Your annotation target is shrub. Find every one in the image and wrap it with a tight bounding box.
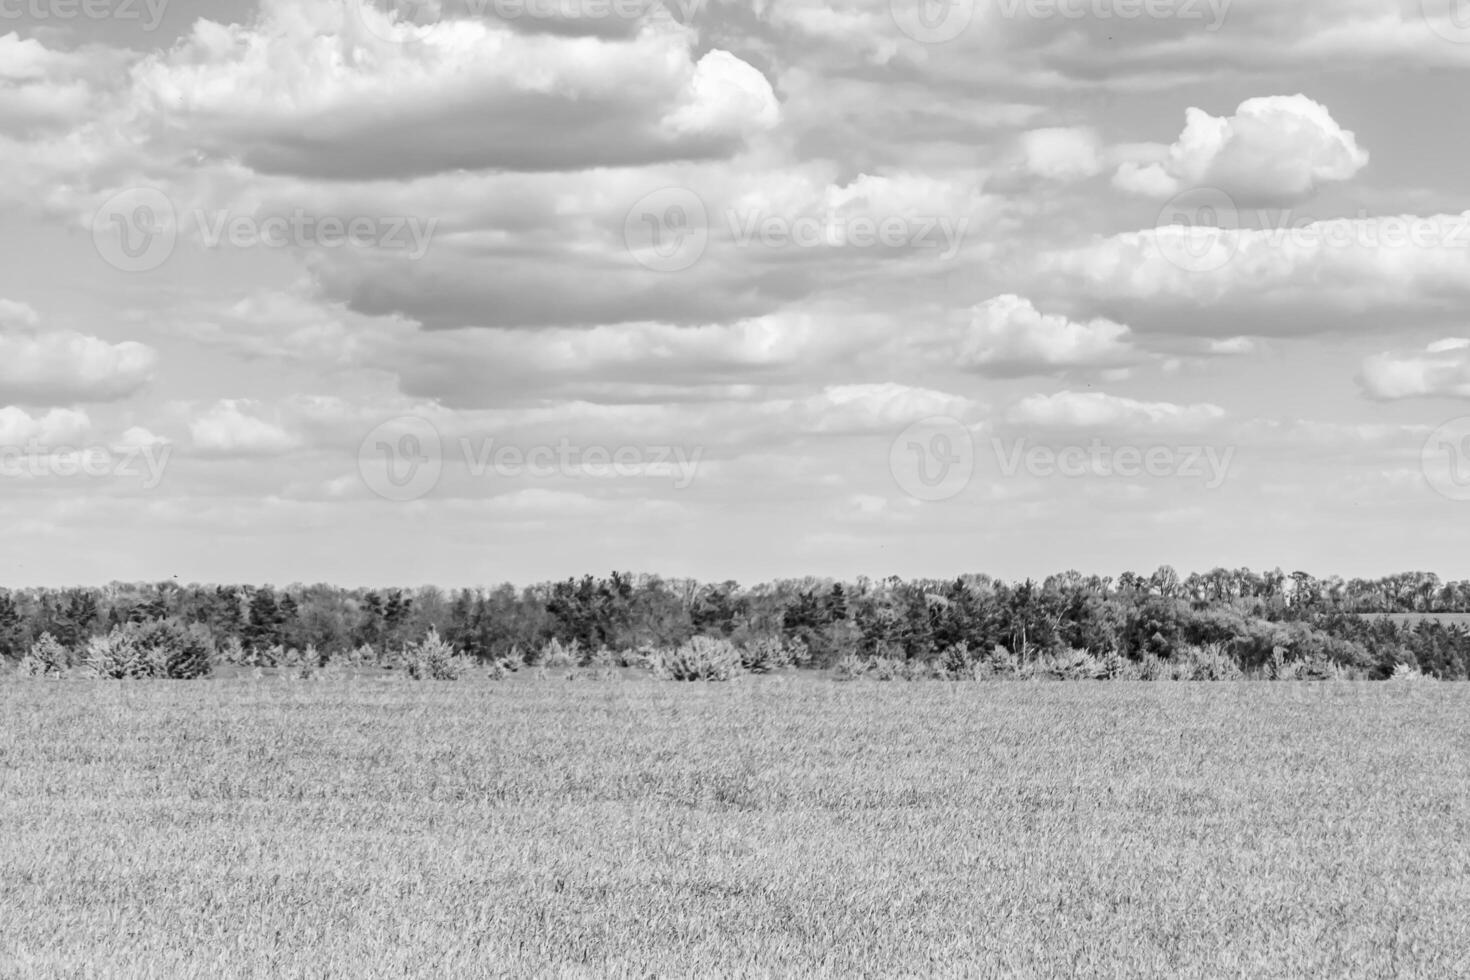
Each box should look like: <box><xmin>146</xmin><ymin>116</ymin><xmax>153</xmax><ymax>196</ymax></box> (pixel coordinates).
<box><xmin>404</xmin><ymin>629</ymin><xmax>473</xmax><ymax>681</ymax></box>
<box><xmin>82</xmin><ymin>626</ymin><xmax>155</xmax><ymax>679</ymax></box>
<box><xmin>652</xmin><ymin>636</ymin><xmax>743</xmax><ymax>681</ymax></box>
<box><xmin>1045</xmin><ymin>649</ymin><xmax>1108</xmax><ymax>681</ymax></box>
<box><xmin>19</xmin><ymin>633</ymin><xmax>71</xmax><ymax>676</ymax></box>
<box><xmin>739</xmin><ymin>637</ymin><xmax>793</xmax><ymax>675</ymax></box>
<box><xmin>1390</xmin><ymin>662</ymin><xmax>1433</xmax><ymax>682</ymax></box>
<box><xmin>1179</xmin><ymin>643</ymin><xmax>1243</xmax><ymax>682</ymax></box>
<box><xmin>539</xmin><ymin>637</ymin><xmax>581</xmax><ymax>670</ymax></box>
<box><xmin>79</xmin><ymin>620</ymin><xmax>214</xmax><ymax>680</ymax></box>
<box><xmin>160</xmin><ymin>623</ymin><xmax>215</xmax><ymax>680</ymax></box>
<box><xmin>833</xmin><ymin>653</ymin><xmax>867</xmax><ymax>681</ymax></box>
<box><xmin>218</xmin><ymin>635</ymin><xmax>247</xmax><ymax>665</ymax></box>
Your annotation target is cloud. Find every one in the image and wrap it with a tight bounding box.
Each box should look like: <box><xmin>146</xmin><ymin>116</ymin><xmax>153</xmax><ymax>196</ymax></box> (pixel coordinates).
<box><xmin>0</xmin><ymin>301</ymin><xmax>157</xmax><ymax>406</ymax></box>
<box><xmin>0</xmin><ymin>406</ymin><xmax>91</xmax><ymax>446</ymax></box>
<box><xmin>1360</xmin><ymin>339</ymin><xmax>1470</xmax><ymax>400</ymax></box>
<box><xmin>1029</xmin><ymin>212</ymin><xmax>1470</xmax><ymax>336</ymax></box>
<box><xmin>1113</xmin><ymin>95</ymin><xmax>1368</xmax><ymax>204</ymax></box>
<box><xmin>188</xmin><ymin>400</ymin><xmax>301</xmax><ymax>456</ymax></box>
<box><xmin>1005</xmin><ymin>391</ymin><xmax>1225</xmax><ymax>431</ymax></box>
<box><xmin>129</xmin><ymin>1</ymin><xmax>779</xmax><ymax>181</ymax></box>
<box><xmin>958</xmin><ymin>295</ymin><xmax>1135</xmax><ymax>374</ymax></box>
<box><xmin>1016</xmin><ymin>127</ymin><xmax>1104</xmax><ymax>182</ymax></box>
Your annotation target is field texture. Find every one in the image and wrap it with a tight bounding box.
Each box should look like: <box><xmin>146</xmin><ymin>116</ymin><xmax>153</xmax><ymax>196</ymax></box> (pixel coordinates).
<box><xmin>2</xmin><ymin>677</ymin><xmax>1469</xmax><ymax>978</ymax></box>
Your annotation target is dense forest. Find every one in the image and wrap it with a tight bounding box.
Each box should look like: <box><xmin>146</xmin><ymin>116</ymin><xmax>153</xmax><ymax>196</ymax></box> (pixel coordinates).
<box><xmin>3</xmin><ymin>568</ymin><xmax>1470</xmax><ymax>680</ymax></box>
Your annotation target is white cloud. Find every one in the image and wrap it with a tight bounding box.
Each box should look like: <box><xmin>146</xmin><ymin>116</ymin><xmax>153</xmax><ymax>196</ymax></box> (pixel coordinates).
<box><xmin>959</xmin><ymin>295</ymin><xmax>1135</xmax><ymax>374</ymax></box>
<box><xmin>189</xmin><ymin>401</ymin><xmax>301</xmax><ymax>456</ymax></box>
<box><xmin>1113</xmin><ymin>95</ymin><xmax>1368</xmax><ymax>204</ymax></box>
<box><xmin>1006</xmin><ymin>391</ymin><xmax>1225</xmax><ymax>430</ymax></box>
<box><xmin>1360</xmin><ymin>340</ymin><xmax>1470</xmax><ymax>400</ymax></box>
<box><xmin>0</xmin><ymin>406</ymin><xmax>91</xmax><ymax>446</ymax></box>
<box><xmin>1017</xmin><ymin>127</ymin><xmax>1104</xmax><ymax>182</ymax></box>
<box><xmin>0</xmin><ymin>302</ymin><xmax>157</xmax><ymax>405</ymax></box>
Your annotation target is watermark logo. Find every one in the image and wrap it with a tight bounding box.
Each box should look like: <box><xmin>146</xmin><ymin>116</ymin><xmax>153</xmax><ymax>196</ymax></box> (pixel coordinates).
<box><xmin>625</xmin><ymin>187</ymin><xmax>709</xmax><ymax>273</ymax></box>
<box><xmin>890</xmin><ymin>416</ymin><xmax>975</xmax><ymax>502</ymax></box>
<box><xmin>1422</xmin><ymin>0</ymin><xmax>1470</xmax><ymax>44</ymax></box>
<box><xmin>92</xmin><ymin>187</ymin><xmax>178</xmax><ymax>274</ymax></box>
<box><xmin>0</xmin><ymin>0</ymin><xmax>170</xmax><ymax>30</ymax></box>
<box><xmin>1153</xmin><ymin>186</ymin><xmax>1241</xmax><ymax>273</ymax></box>
<box><xmin>346</xmin><ymin>0</ymin><xmax>705</xmax><ymax>45</ymax></box>
<box><xmin>357</xmin><ymin>417</ymin><xmax>705</xmax><ymax>501</ymax></box>
<box><xmin>1152</xmin><ymin>187</ymin><xmax>1470</xmax><ymax>274</ymax></box>
<box><xmin>92</xmin><ymin>189</ymin><xmax>439</xmax><ymax>272</ymax></box>
<box><xmin>727</xmin><ymin>211</ymin><xmax>969</xmax><ymax>259</ymax></box>
<box><xmin>0</xmin><ymin>442</ymin><xmax>172</xmax><ymax>490</ymax></box>
<box><xmin>891</xmin><ymin>0</ymin><xmax>974</xmax><ymax>43</ymax></box>
<box><xmin>359</xmin><ymin>416</ymin><xmax>444</xmax><ymax>502</ymax></box>
<box><xmin>996</xmin><ymin>0</ymin><xmax>1229</xmax><ymax>28</ymax></box>
<box><xmin>1422</xmin><ymin>416</ymin><xmax>1470</xmax><ymax>501</ymax></box>
<box><xmin>993</xmin><ymin>438</ymin><xmax>1235</xmax><ymax>488</ymax></box>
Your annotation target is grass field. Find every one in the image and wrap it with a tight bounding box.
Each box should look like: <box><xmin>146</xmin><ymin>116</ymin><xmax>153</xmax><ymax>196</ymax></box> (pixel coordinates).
<box><xmin>2</xmin><ymin>677</ymin><xmax>1469</xmax><ymax>978</ymax></box>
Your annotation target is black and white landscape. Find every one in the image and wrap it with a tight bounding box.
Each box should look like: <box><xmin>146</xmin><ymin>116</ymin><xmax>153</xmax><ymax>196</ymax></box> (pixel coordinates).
<box><xmin>3</xmin><ymin>1</ymin><xmax>1469</xmax><ymax>977</ymax></box>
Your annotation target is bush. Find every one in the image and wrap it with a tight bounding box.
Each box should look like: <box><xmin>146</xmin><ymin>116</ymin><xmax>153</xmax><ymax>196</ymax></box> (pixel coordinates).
<box><xmin>19</xmin><ymin>633</ymin><xmax>71</xmax><ymax>677</ymax></box>
<box><xmin>833</xmin><ymin>653</ymin><xmax>867</xmax><ymax>681</ymax></box>
<box><xmin>652</xmin><ymin>636</ymin><xmax>743</xmax><ymax>681</ymax></box>
<box><xmin>538</xmin><ymin>637</ymin><xmax>581</xmax><ymax>669</ymax></box>
<box><xmin>403</xmin><ymin>629</ymin><xmax>473</xmax><ymax>680</ymax></box>
<box><xmin>1044</xmin><ymin>649</ymin><xmax>1108</xmax><ymax>681</ymax></box>
<box><xmin>739</xmin><ymin>637</ymin><xmax>793</xmax><ymax>675</ymax></box>
<box><xmin>1178</xmin><ymin>643</ymin><xmax>1243</xmax><ymax>682</ymax></box>
<box><xmin>79</xmin><ymin>620</ymin><xmax>214</xmax><ymax>680</ymax></box>
<box><xmin>1390</xmin><ymin>662</ymin><xmax>1434</xmax><ymax>682</ymax></box>
<box><xmin>82</xmin><ymin>625</ymin><xmax>156</xmax><ymax>679</ymax></box>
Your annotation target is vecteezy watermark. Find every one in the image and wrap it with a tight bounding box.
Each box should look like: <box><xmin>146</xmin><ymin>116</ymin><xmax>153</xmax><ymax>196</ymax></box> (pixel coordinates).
<box><xmin>890</xmin><ymin>0</ymin><xmax>975</xmax><ymax>43</ymax></box>
<box><xmin>624</xmin><ymin>187</ymin><xmax>970</xmax><ymax>272</ymax></box>
<box><xmin>995</xmin><ymin>0</ymin><xmax>1229</xmax><ymax>27</ymax></box>
<box><xmin>0</xmin><ymin>442</ymin><xmax>172</xmax><ymax>489</ymax></box>
<box><xmin>1153</xmin><ymin>187</ymin><xmax>1242</xmax><ymax>274</ymax></box>
<box><xmin>888</xmin><ymin>417</ymin><xmax>1236</xmax><ymax>501</ymax></box>
<box><xmin>890</xmin><ymin>416</ymin><xmax>976</xmax><ymax>502</ymax></box>
<box><xmin>357</xmin><ymin>416</ymin><xmax>705</xmax><ymax>502</ymax></box>
<box><xmin>345</xmin><ymin>0</ymin><xmax>707</xmax><ymax>44</ymax></box>
<box><xmin>0</xmin><ymin>0</ymin><xmax>169</xmax><ymax>30</ymax></box>
<box><xmin>993</xmin><ymin>438</ymin><xmax>1235</xmax><ymax>489</ymax></box>
<box><xmin>1153</xmin><ymin>187</ymin><xmax>1470</xmax><ymax>274</ymax></box>
<box><xmin>92</xmin><ymin>187</ymin><xmax>438</xmax><ymax>273</ymax></box>
<box><xmin>1421</xmin><ymin>0</ymin><xmax>1470</xmax><ymax>44</ymax></box>
<box><xmin>727</xmin><ymin>210</ymin><xmax>970</xmax><ymax>260</ymax></box>
<box><xmin>1421</xmin><ymin>416</ymin><xmax>1470</xmax><ymax>501</ymax></box>
<box><xmin>624</xmin><ymin>188</ymin><xmax>710</xmax><ymax>273</ymax></box>
<box><xmin>891</xmin><ymin>0</ymin><xmax>1228</xmax><ymax>43</ymax></box>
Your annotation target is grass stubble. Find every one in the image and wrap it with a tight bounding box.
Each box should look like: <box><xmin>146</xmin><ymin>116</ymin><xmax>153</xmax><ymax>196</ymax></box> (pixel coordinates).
<box><xmin>1</xmin><ymin>676</ymin><xmax>1467</xmax><ymax>978</ymax></box>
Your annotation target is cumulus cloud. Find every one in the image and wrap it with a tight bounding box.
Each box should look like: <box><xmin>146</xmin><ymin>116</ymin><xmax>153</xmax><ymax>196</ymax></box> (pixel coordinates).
<box><xmin>1016</xmin><ymin>127</ymin><xmax>1104</xmax><ymax>182</ymax></box>
<box><xmin>1006</xmin><ymin>391</ymin><xmax>1225</xmax><ymax>430</ymax></box>
<box><xmin>958</xmin><ymin>295</ymin><xmax>1135</xmax><ymax>374</ymax></box>
<box><xmin>129</xmin><ymin>1</ymin><xmax>779</xmax><ymax>180</ymax></box>
<box><xmin>0</xmin><ymin>406</ymin><xmax>91</xmax><ymax>446</ymax></box>
<box><xmin>1360</xmin><ymin>339</ymin><xmax>1470</xmax><ymax>400</ymax></box>
<box><xmin>189</xmin><ymin>401</ymin><xmax>301</xmax><ymax>456</ymax></box>
<box><xmin>1113</xmin><ymin>95</ymin><xmax>1368</xmax><ymax>204</ymax></box>
<box><xmin>0</xmin><ymin>301</ymin><xmax>157</xmax><ymax>405</ymax></box>
<box><xmin>1029</xmin><ymin>212</ymin><xmax>1470</xmax><ymax>336</ymax></box>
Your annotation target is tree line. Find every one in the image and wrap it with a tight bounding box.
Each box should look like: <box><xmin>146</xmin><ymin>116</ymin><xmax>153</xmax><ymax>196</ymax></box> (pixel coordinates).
<box><xmin>2</xmin><ymin>567</ymin><xmax>1469</xmax><ymax>679</ymax></box>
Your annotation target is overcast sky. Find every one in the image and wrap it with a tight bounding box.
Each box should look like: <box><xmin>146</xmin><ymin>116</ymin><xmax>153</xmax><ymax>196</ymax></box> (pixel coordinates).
<box><xmin>3</xmin><ymin>0</ymin><xmax>1470</xmax><ymax>587</ymax></box>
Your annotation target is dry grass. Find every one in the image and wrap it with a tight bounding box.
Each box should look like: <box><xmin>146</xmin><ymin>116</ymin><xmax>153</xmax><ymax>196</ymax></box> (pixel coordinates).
<box><xmin>2</xmin><ymin>677</ymin><xmax>1468</xmax><ymax>978</ymax></box>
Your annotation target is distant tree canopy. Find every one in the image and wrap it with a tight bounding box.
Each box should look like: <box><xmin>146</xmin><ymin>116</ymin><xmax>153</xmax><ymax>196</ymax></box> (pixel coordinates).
<box><xmin>2</xmin><ymin>568</ymin><xmax>1468</xmax><ymax>679</ymax></box>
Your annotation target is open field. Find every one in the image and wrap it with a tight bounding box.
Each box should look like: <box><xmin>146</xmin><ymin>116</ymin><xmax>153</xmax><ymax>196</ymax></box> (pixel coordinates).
<box><xmin>2</xmin><ymin>678</ymin><xmax>1469</xmax><ymax>978</ymax></box>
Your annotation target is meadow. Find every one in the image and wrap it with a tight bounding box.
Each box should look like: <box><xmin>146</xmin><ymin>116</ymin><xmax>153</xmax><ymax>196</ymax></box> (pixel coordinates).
<box><xmin>2</xmin><ymin>676</ymin><xmax>1468</xmax><ymax>978</ymax></box>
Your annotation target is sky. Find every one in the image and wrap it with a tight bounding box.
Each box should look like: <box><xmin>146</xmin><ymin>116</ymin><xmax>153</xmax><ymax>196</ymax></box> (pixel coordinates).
<box><xmin>3</xmin><ymin>0</ymin><xmax>1470</xmax><ymax>588</ymax></box>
